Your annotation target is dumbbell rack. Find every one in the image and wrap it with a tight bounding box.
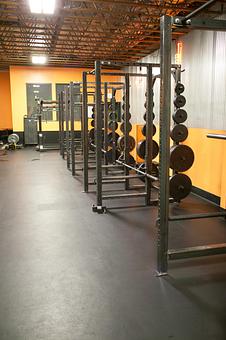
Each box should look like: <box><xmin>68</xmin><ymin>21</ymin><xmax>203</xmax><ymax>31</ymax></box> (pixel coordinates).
<box><xmin>157</xmin><ymin>15</ymin><xmax>226</xmax><ymax>276</ymax></box>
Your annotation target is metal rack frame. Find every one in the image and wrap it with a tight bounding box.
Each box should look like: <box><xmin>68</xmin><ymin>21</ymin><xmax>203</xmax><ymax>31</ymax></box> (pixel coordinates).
<box><xmin>157</xmin><ymin>14</ymin><xmax>226</xmax><ymax>276</ymax></box>
<box><xmin>91</xmin><ymin>61</ymin><xmax>180</xmax><ymax>213</ymax></box>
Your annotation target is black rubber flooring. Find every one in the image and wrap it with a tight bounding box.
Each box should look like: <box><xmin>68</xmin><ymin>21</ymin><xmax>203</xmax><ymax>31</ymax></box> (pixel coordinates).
<box><xmin>0</xmin><ymin>148</ymin><xmax>226</xmax><ymax>340</ymax></box>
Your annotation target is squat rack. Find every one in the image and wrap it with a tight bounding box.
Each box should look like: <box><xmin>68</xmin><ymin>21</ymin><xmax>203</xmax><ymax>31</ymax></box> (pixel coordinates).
<box><xmin>157</xmin><ymin>14</ymin><xmax>226</xmax><ymax>276</ymax></box>
<box><xmin>90</xmin><ymin>61</ymin><xmax>181</xmax><ymax>213</ymax></box>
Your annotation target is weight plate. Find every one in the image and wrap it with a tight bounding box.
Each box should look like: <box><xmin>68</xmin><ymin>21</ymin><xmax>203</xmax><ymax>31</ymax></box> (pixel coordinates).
<box><xmin>173</xmin><ymin>109</ymin><xmax>187</xmax><ymax>124</ymax></box>
<box><xmin>108</xmin><ymin>121</ymin><xmax>118</xmax><ymax>131</ymax></box>
<box><xmin>121</xmin><ymin>112</ymin><xmax>132</xmax><ymax>121</ymax></box>
<box><xmin>120</xmin><ymin>122</ymin><xmax>132</xmax><ymax>134</ymax></box>
<box><xmin>144</xmin><ymin>101</ymin><xmax>154</xmax><ymax>109</ymax></box>
<box><xmin>122</xmin><ymin>103</ymin><xmax>130</xmax><ymax>110</ymax></box>
<box><xmin>136</xmin><ymin>140</ymin><xmax>159</xmax><ymax>160</ymax></box>
<box><xmin>174</xmin><ymin>95</ymin><xmax>186</xmax><ymax>108</ymax></box>
<box><xmin>92</xmin><ymin>106</ymin><xmax>95</xmax><ymax>113</ymax></box>
<box><xmin>141</xmin><ymin>124</ymin><xmax>156</xmax><ymax>137</ymax></box>
<box><xmin>107</xmin><ymin>132</ymin><xmax>119</xmax><ymax>146</ymax></box>
<box><xmin>175</xmin><ymin>83</ymin><xmax>185</xmax><ymax>95</ymax></box>
<box><xmin>170</xmin><ymin>124</ymin><xmax>188</xmax><ymax>143</ymax></box>
<box><xmin>143</xmin><ymin>112</ymin><xmax>155</xmax><ymax>121</ymax></box>
<box><xmin>170</xmin><ymin>144</ymin><xmax>194</xmax><ymax>172</ymax></box>
<box><xmin>128</xmin><ymin>154</ymin><xmax>136</xmax><ymax>166</ymax></box>
<box><xmin>169</xmin><ymin>173</ymin><xmax>192</xmax><ymax>200</ymax></box>
<box><xmin>91</xmin><ymin>113</ymin><xmax>95</xmax><ymax>119</ymax></box>
<box><xmin>90</xmin><ymin>119</ymin><xmax>95</xmax><ymax>127</ymax></box>
<box><xmin>109</xmin><ymin>112</ymin><xmax>114</xmax><ymax>120</ymax></box>
<box><xmin>117</xmin><ymin>135</ymin><xmax>136</xmax><ymax>152</ymax></box>
<box><xmin>89</xmin><ymin>128</ymin><xmax>95</xmax><ymax>140</ymax></box>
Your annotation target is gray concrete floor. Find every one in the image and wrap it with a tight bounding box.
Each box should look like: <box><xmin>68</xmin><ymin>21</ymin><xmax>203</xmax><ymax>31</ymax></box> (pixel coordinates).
<box><xmin>0</xmin><ymin>148</ymin><xmax>226</xmax><ymax>340</ymax></box>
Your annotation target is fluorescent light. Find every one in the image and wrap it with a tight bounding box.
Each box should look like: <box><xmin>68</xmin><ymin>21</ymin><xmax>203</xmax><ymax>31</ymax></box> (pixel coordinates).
<box><xmin>33</xmin><ymin>85</ymin><xmax>40</xmax><ymax>88</ymax></box>
<box><xmin>29</xmin><ymin>0</ymin><xmax>42</xmax><ymax>13</ymax></box>
<box><xmin>32</xmin><ymin>56</ymin><xmax>47</xmax><ymax>64</ymax></box>
<box><xmin>33</xmin><ymin>90</ymin><xmax>40</xmax><ymax>93</ymax></box>
<box><xmin>29</xmin><ymin>0</ymin><xmax>55</xmax><ymax>14</ymax></box>
<box><xmin>43</xmin><ymin>0</ymin><xmax>55</xmax><ymax>14</ymax></box>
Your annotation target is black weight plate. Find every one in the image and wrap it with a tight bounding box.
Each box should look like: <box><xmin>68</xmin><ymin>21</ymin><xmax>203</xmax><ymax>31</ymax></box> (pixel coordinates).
<box><xmin>107</xmin><ymin>132</ymin><xmax>119</xmax><ymax>146</ymax></box>
<box><xmin>108</xmin><ymin>121</ymin><xmax>119</xmax><ymax>131</ymax></box>
<box><xmin>136</xmin><ymin>140</ymin><xmax>159</xmax><ymax>160</ymax></box>
<box><xmin>121</xmin><ymin>112</ymin><xmax>132</xmax><ymax>121</ymax></box>
<box><xmin>92</xmin><ymin>106</ymin><xmax>95</xmax><ymax>113</ymax></box>
<box><xmin>170</xmin><ymin>124</ymin><xmax>188</xmax><ymax>143</ymax></box>
<box><xmin>175</xmin><ymin>83</ymin><xmax>185</xmax><ymax>95</ymax></box>
<box><xmin>170</xmin><ymin>173</ymin><xmax>192</xmax><ymax>200</ymax></box>
<box><xmin>109</xmin><ymin>112</ymin><xmax>114</xmax><ymax>120</ymax></box>
<box><xmin>174</xmin><ymin>95</ymin><xmax>186</xmax><ymax>108</ymax></box>
<box><xmin>143</xmin><ymin>112</ymin><xmax>155</xmax><ymax>121</ymax></box>
<box><xmin>90</xmin><ymin>119</ymin><xmax>95</xmax><ymax>127</ymax></box>
<box><xmin>170</xmin><ymin>145</ymin><xmax>194</xmax><ymax>172</ymax></box>
<box><xmin>173</xmin><ymin>109</ymin><xmax>187</xmax><ymax>124</ymax></box>
<box><xmin>117</xmin><ymin>135</ymin><xmax>136</xmax><ymax>152</ymax></box>
<box><xmin>89</xmin><ymin>128</ymin><xmax>95</xmax><ymax>140</ymax></box>
<box><xmin>91</xmin><ymin>113</ymin><xmax>95</xmax><ymax>119</ymax></box>
<box><xmin>120</xmin><ymin>122</ymin><xmax>132</xmax><ymax>134</ymax></box>
<box><xmin>122</xmin><ymin>103</ymin><xmax>130</xmax><ymax>111</ymax></box>
<box><xmin>128</xmin><ymin>154</ymin><xmax>136</xmax><ymax>166</ymax></box>
<box><xmin>141</xmin><ymin>124</ymin><xmax>156</xmax><ymax>137</ymax></box>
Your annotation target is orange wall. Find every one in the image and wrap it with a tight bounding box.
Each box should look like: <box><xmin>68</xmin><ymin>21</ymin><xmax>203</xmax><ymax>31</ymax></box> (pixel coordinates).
<box><xmin>9</xmin><ymin>66</ymin><xmax>121</xmax><ymax>131</ymax></box>
<box><xmin>135</xmin><ymin>125</ymin><xmax>226</xmax><ymax>208</ymax></box>
<box><xmin>0</xmin><ymin>71</ymin><xmax>12</xmax><ymax>130</ymax></box>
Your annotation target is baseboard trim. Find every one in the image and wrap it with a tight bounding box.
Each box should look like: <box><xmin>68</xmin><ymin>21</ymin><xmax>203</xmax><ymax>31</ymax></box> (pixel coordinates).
<box><xmin>192</xmin><ymin>186</ymin><xmax>220</xmax><ymax>205</ymax></box>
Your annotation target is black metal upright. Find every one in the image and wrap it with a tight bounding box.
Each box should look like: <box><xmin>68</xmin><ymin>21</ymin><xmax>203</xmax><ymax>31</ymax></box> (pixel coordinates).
<box><xmin>104</xmin><ymin>82</ymin><xmax>109</xmax><ymax>173</ymax></box>
<box><xmin>82</xmin><ymin>72</ymin><xmax>89</xmax><ymax>192</ymax></box>
<box><xmin>157</xmin><ymin>15</ymin><xmax>172</xmax><ymax>275</ymax></box>
<box><xmin>145</xmin><ymin>65</ymin><xmax>153</xmax><ymax>205</ymax></box>
<box><xmin>93</xmin><ymin>61</ymin><xmax>105</xmax><ymax>213</ymax></box>
<box><xmin>124</xmin><ymin>74</ymin><xmax>130</xmax><ymax>190</ymax></box>
<box><xmin>70</xmin><ymin>82</ymin><xmax>76</xmax><ymax>176</ymax></box>
<box><xmin>65</xmin><ymin>85</ymin><xmax>70</xmax><ymax>169</ymax></box>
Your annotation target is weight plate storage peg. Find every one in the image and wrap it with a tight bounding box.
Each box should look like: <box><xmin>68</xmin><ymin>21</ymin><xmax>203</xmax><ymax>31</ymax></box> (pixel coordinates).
<box><xmin>174</xmin><ymin>95</ymin><xmax>186</xmax><ymax>108</ymax></box>
<box><xmin>169</xmin><ymin>173</ymin><xmax>192</xmax><ymax>201</ymax></box>
<box><xmin>136</xmin><ymin>140</ymin><xmax>159</xmax><ymax>160</ymax></box>
<box><xmin>170</xmin><ymin>144</ymin><xmax>194</xmax><ymax>172</ymax></box>
<box><xmin>108</xmin><ymin>121</ymin><xmax>118</xmax><ymax>131</ymax></box>
<box><xmin>170</xmin><ymin>124</ymin><xmax>188</xmax><ymax>143</ymax></box>
<box><xmin>173</xmin><ymin>109</ymin><xmax>187</xmax><ymax>124</ymax></box>
<box><xmin>117</xmin><ymin>135</ymin><xmax>136</xmax><ymax>152</ymax></box>
<box><xmin>141</xmin><ymin>124</ymin><xmax>156</xmax><ymax>137</ymax></box>
<box><xmin>175</xmin><ymin>83</ymin><xmax>185</xmax><ymax>95</ymax></box>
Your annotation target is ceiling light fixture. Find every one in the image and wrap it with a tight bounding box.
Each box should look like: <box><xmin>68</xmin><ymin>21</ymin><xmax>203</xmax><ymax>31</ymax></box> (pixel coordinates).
<box><xmin>32</xmin><ymin>56</ymin><xmax>47</xmax><ymax>65</ymax></box>
<box><xmin>29</xmin><ymin>0</ymin><xmax>55</xmax><ymax>14</ymax></box>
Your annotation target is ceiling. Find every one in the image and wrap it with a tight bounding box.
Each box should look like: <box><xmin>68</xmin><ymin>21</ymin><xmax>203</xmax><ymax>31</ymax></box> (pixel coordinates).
<box><xmin>0</xmin><ymin>0</ymin><xmax>224</xmax><ymax>69</ymax></box>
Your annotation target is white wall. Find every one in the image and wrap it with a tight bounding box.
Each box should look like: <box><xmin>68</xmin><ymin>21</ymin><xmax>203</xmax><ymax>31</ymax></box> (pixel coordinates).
<box><xmin>128</xmin><ymin>27</ymin><xmax>226</xmax><ymax>130</ymax></box>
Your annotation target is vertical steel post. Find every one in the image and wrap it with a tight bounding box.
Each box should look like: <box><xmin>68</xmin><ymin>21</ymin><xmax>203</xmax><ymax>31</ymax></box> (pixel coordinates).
<box><xmin>58</xmin><ymin>93</ymin><xmax>62</xmax><ymax>155</ymax></box>
<box><xmin>70</xmin><ymin>82</ymin><xmax>76</xmax><ymax>176</ymax></box>
<box><xmin>157</xmin><ymin>15</ymin><xmax>172</xmax><ymax>275</ymax></box>
<box><xmin>111</xmin><ymin>88</ymin><xmax>117</xmax><ymax>163</ymax></box>
<box><xmin>93</xmin><ymin>61</ymin><xmax>105</xmax><ymax>212</ymax></box>
<box><xmin>104</xmin><ymin>82</ymin><xmax>109</xmax><ymax>174</ymax></box>
<box><xmin>62</xmin><ymin>90</ymin><xmax>66</xmax><ymax>159</ymax></box>
<box><xmin>124</xmin><ymin>74</ymin><xmax>130</xmax><ymax>190</ymax></box>
<box><xmin>65</xmin><ymin>86</ymin><xmax>70</xmax><ymax>169</ymax></box>
<box><xmin>82</xmin><ymin>72</ymin><xmax>89</xmax><ymax>192</ymax></box>
<box><xmin>145</xmin><ymin>66</ymin><xmax>153</xmax><ymax>205</ymax></box>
